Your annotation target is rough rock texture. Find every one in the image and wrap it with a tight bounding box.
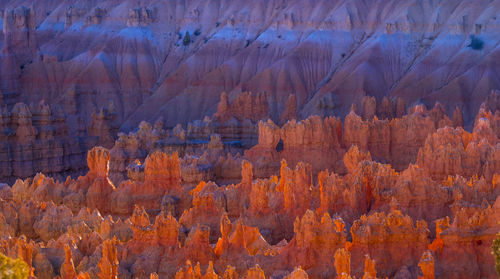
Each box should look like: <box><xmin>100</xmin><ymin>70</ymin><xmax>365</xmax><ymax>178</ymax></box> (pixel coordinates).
<box><xmin>1</xmin><ymin>112</ymin><xmax>499</xmax><ymax>278</ymax></box>
<box><xmin>2</xmin><ymin>0</ymin><xmax>500</xmax><ymax>184</ymax></box>
<box><xmin>2</xmin><ymin>0</ymin><xmax>499</xmax><ymax>131</ymax></box>
<box><xmin>344</xmin><ymin>102</ymin><xmax>453</xmax><ymax>170</ymax></box>
<box><xmin>245</xmin><ymin>115</ymin><xmax>344</xmax><ymax>176</ymax></box>
<box><xmin>350</xmin><ymin>210</ymin><xmax>429</xmax><ymax>278</ymax></box>
<box><xmin>417</xmin><ymin>103</ymin><xmax>500</xmax><ymax>181</ymax></box>
<box><xmin>2</xmin><ymin>9</ymin><xmax>500</xmax><ymax>273</ymax></box>
<box><xmin>111</xmin><ymin>150</ymin><xmax>191</xmax><ymax>217</ymax></box>
<box><xmin>244</xmin><ymin>102</ymin><xmax>457</xmax><ymax>179</ymax></box>
<box><xmin>92</xmin><ymin>100</ymin><xmax>467</xmax><ymax>197</ymax></box>
<box><xmin>0</xmin><ymin>102</ymin><xmax>90</xmax><ymax>184</ymax></box>
<box><xmin>107</xmin><ymin>118</ymin><xmax>248</xmax><ymax>185</ymax></box>
<box><xmin>0</xmin><ymin>92</ymin><xmax>477</xmax><ymax>186</ymax></box>
<box><xmin>214</xmin><ymin>92</ymin><xmax>269</xmax><ymax>123</ymax></box>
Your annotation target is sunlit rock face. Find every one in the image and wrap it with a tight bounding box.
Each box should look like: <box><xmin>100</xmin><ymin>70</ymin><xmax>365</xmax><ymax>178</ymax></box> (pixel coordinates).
<box><xmin>0</xmin><ymin>100</ymin><xmax>499</xmax><ymax>278</ymax></box>
<box><xmin>1</xmin><ymin>0</ymin><xmax>500</xmax><ymax>278</ymax></box>
<box><xmin>1</xmin><ymin>0</ymin><xmax>499</xmax><ymax>182</ymax></box>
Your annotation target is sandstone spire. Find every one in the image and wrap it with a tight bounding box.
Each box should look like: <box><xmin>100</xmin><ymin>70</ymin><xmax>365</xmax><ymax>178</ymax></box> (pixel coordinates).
<box><xmin>418</xmin><ymin>250</ymin><xmax>435</xmax><ymax>279</ymax></box>
<box><xmin>334</xmin><ymin>248</ymin><xmax>351</xmax><ymax>278</ymax></box>
<box><xmin>60</xmin><ymin>244</ymin><xmax>77</xmax><ymax>279</ymax></box>
<box><xmin>98</xmin><ymin>238</ymin><xmax>119</xmax><ymax>279</ymax></box>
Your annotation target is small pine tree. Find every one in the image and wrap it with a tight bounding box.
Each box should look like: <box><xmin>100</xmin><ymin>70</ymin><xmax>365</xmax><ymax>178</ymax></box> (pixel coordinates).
<box><xmin>493</xmin><ymin>232</ymin><xmax>500</xmax><ymax>277</ymax></box>
<box><xmin>0</xmin><ymin>253</ymin><xmax>29</xmax><ymax>279</ymax></box>
<box><xmin>182</xmin><ymin>31</ymin><xmax>191</xmax><ymax>46</ymax></box>
<box><xmin>468</xmin><ymin>35</ymin><xmax>484</xmax><ymax>50</ymax></box>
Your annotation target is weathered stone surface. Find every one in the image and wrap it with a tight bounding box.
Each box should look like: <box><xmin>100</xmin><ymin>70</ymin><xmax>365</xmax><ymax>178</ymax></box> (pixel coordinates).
<box><xmin>1</xmin><ymin>86</ymin><xmax>500</xmax><ymax>279</ymax></box>
<box><xmin>0</xmin><ymin>102</ymin><xmax>89</xmax><ymax>184</ymax></box>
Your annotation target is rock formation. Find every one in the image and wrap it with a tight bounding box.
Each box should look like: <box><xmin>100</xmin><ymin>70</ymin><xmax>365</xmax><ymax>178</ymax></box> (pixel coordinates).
<box><xmin>0</xmin><ymin>131</ymin><xmax>498</xmax><ymax>278</ymax></box>
<box><xmin>344</xmin><ymin>103</ymin><xmax>452</xmax><ymax>170</ymax></box>
<box><xmin>245</xmin><ymin>115</ymin><xmax>344</xmax><ymax>176</ymax></box>
<box><xmin>1</xmin><ymin>6</ymin><xmax>500</xmax><ymax>274</ymax></box>
<box><xmin>1</xmin><ymin>0</ymin><xmax>500</xmax><ymax>182</ymax></box>
<box><xmin>417</xmin><ymin>105</ymin><xmax>500</xmax><ymax>181</ymax></box>
<box><xmin>214</xmin><ymin>92</ymin><xmax>269</xmax><ymax>123</ymax></box>
<box><xmin>2</xmin><ymin>0</ymin><xmax>498</xmax><ymax>130</ymax></box>
<box><xmin>0</xmin><ymin>102</ymin><xmax>90</xmax><ymax>184</ymax></box>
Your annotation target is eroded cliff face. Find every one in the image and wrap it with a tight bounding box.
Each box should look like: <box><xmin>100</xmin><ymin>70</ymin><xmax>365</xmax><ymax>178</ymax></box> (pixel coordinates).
<box><xmin>0</xmin><ymin>90</ymin><xmax>472</xmax><ymax>185</ymax></box>
<box><xmin>0</xmin><ymin>0</ymin><xmax>499</xmax><ymax>142</ymax></box>
<box><xmin>243</xmin><ymin>101</ymin><xmax>458</xmax><ymax>178</ymax></box>
<box><xmin>344</xmin><ymin>101</ymin><xmax>456</xmax><ymax>171</ymax></box>
<box><xmin>109</xmin><ymin>98</ymin><xmax>440</xmax><ymax>186</ymax></box>
<box><xmin>245</xmin><ymin>115</ymin><xmax>344</xmax><ymax>177</ymax></box>
<box><xmin>1</xmin><ymin>0</ymin><xmax>498</xmax><ymax>129</ymax></box>
<box><xmin>1</xmin><ymin>1</ymin><xmax>500</xmax><ymax>276</ymax></box>
<box><xmin>1</xmin><ymin>102</ymin><xmax>499</xmax><ymax>279</ymax></box>
<box><xmin>417</xmin><ymin>103</ymin><xmax>500</xmax><ymax>181</ymax></box>
<box><xmin>0</xmin><ymin>101</ymin><xmax>93</xmax><ymax>184</ymax></box>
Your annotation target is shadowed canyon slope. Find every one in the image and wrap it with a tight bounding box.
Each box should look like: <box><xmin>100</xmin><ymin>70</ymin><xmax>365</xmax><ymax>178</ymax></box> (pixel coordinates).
<box><xmin>1</xmin><ymin>0</ymin><xmax>500</xmax><ymax>130</ymax></box>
